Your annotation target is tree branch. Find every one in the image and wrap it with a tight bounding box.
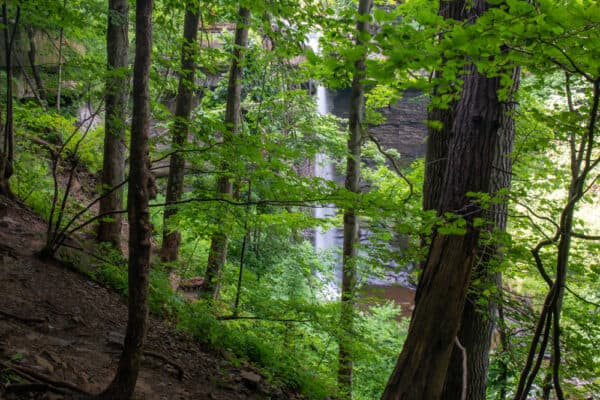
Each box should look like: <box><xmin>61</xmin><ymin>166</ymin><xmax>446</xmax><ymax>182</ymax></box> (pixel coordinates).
<box><xmin>368</xmin><ymin>133</ymin><xmax>414</xmax><ymax>201</ymax></box>
<box><xmin>217</xmin><ymin>315</ymin><xmax>310</xmax><ymax>323</ymax></box>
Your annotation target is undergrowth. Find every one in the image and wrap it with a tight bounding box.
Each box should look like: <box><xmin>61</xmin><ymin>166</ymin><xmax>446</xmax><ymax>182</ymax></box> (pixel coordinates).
<box><xmin>59</xmin><ymin>242</ymin><xmax>407</xmax><ymax>400</ymax></box>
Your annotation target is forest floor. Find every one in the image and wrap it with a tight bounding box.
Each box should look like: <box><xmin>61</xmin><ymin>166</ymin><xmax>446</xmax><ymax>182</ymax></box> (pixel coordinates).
<box><xmin>0</xmin><ymin>196</ymin><xmax>301</xmax><ymax>400</ymax></box>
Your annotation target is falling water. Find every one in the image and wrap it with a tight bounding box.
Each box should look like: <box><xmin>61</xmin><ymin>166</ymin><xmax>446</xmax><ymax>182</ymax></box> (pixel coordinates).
<box><xmin>306</xmin><ymin>32</ymin><xmax>416</xmax><ymax>312</ymax></box>
<box><xmin>312</xmin><ymin>88</ymin><xmax>338</xmax><ymax>254</ymax></box>
<box><xmin>76</xmin><ymin>102</ymin><xmax>100</xmax><ymax>132</ymax></box>
<box><xmin>307</xmin><ymin>32</ymin><xmax>342</xmax><ymax>298</ymax></box>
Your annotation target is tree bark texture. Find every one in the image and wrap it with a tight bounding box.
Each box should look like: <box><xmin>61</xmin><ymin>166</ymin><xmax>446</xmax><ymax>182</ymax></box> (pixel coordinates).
<box><xmin>96</xmin><ymin>0</ymin><xmax>152</xmax><ymax>398</ymax></box>
<box><xmin>382</xmin><ymin>41</ymin><xmax>505</xmax><ymax>400</ymax></box>
<box><xmin>338</xmin><ymin>0</ymin><xmax>372</xmax><ymax>398</ymax></box>
<box><xmin>160</xmin><ymin>3</ymin><xmax>200</xmax><ymax>262</ymax></box>
<box><xmin>422</xmin><ymin>0</ymin><xmax>465</xmax><ymax>214</ymax></box>
<box><xmin>201</xmin><ymin>6</ymin><xmax>250</xmax><ymax>301</ymax></box>
<box><xmin>442</xmin><ymin>66</ymin><xmax>519</xmax><ymax>400</ymax></box>
<box><xmin>420</xmin><ymin>3</ymin><xmax>518</xmax><ymax>397</ymax></box>
<box><xmin>98</xmin><ymin>0</ymin><xmax>129</xmax><ymax>247</ymax></box>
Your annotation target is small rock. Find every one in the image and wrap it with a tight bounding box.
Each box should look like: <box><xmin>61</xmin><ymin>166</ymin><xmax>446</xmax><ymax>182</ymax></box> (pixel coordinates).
<box><xmin>107</xmin><ymin>331</ymin><xmax>125</xmax><ymax>347</ymax></box>
<box><xmin>240</xmin><ymin>370</ymin><xmax>261</xmax><ymax>389</ymax></box>
<box><xmin>45</xmin><ymin>335</ymin><xmax>73</xmax><ymax>347</ymax></box>
<box><xmin>34</xmin><ymin>354</ymin><xmax>55</xmax><ymax>373</ymax></box>
<box><xmin>0</xmin><ymin>217</ymin><xmax>15</xmax><ymax>228</ymax></box>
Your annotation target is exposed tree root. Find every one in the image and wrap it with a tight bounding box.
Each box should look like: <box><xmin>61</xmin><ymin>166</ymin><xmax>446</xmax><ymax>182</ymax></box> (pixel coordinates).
<box><xmin>1</xmin><ymin>360</ymin><xmax>90</xmax><ymax>396</ymax></box>
<box><xmin>142</xmin><ymin>350</ymin><xmax>185</xmax><ymax>381</ymax></box>
<box><xmin>106</xmin><ymin>343</ymin><xmax>185</xmax><ymax>381</ymax></box>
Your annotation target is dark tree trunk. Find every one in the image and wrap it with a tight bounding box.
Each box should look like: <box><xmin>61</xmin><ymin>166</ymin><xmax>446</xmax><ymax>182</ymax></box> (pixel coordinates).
<box><xmin>96</xmin><ymin>0</ymin><xmax>153</xmax><ymax>398</ymax></box>
<box><xmin>98</xmin><ymin>0</ymin><xmax>129</xmax><ymax>248</ymax></box>
<box><xmin>55</xmin><ymin>0</ymin><xmax>67</xmax><ymax>113</ymax></box>
<box><xmin>26</xmin><ymin>26</ymin><xmax>47</xmax><ymax>104</ymax></box>
<box><xmin>200</xmin><ymin>6</ymin><xmax>250</xmax><ymax>300</ymax></box>
<box><xmin>419</xmin><ymin>0</ymin><xmax>520</xmax><ymax>397</ymax></box>
<box><xmin>337</xmin><ymin>0</ymin><xmax>372</xmax><ymax>398</ymax></box>
<box><xmin>442</xmin><ymin>67</ymin><xmax>520</xmax><ymax>400</ymax></box>
<box><xmin>160</xmin><ymin>2</ymin><xmax>201</xmax><ymax>262</ymax></box>
<box><xmin>382</xmin><ymin>37</ymin><xmax>506</xmax><ymax>400</ymax></box>
<box><xmin>0</xmin><ymin>3</ymin><xmax>19</xmax><ymax>197</ymax></box>
<box><xmin>422</xmin><ymin>0</ymin><xmax>464</xmax><ymax>214</ymax></box>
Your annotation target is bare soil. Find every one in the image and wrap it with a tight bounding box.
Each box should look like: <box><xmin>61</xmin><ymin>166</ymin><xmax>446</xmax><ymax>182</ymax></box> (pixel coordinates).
<box><xmin>0</xmin><ymin>196</ymin><xmax>301</xmax><ymax>400</ymax></box>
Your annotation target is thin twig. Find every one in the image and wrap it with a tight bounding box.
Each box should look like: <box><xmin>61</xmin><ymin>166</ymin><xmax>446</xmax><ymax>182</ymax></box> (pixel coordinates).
<box><xmin>150</xmin><ymin>142</ymin><xmax>219</xmax><ymax>165</ymax></box>
<box><xmin>454</xmin><ymin>336</ymin><xmax>467</xmax><ymax>400</ymax></box>
<box><xmin>217</xmin><ymin>315</ymin><xmax>310</xmax><ymax>323</ymax></box>
<box><xmin>368</xmin><ymin>133</ymin><xmax>414</xmax><ymax>201</ymax></box>
<box><xmin>564</xmin><ymin>286</ymin><xmax>600</xmax><ymax>307</ymax></box>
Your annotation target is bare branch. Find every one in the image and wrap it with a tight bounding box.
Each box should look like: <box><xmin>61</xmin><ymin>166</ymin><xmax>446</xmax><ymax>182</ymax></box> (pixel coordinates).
<box><xmin>368</xmin><ymin>133</ymin><xmax>414</xmax><ymax>201</ymax></box>
<box><xmin>150</xmin><ymin>142</ymin><xmax>220</xmax><ymax>165</ymax></box>
<box><xmin>454</xmin><ymin>337</ymin><xmax>467</xmax><ymax>400</ymax></box>
<box><xmin>571</xmin><ymin>232</ymin><xmax>600</xmax><ymax>241</ymax></box>
<box><xmin>565</xmin><ymin>286</ymin><xmax>600</xmax><ymax>307</ymax></box>
<box><xmin>217</xmin><ymin>315</ymin><xmax>311</xmax><ymax>323</ymax></box>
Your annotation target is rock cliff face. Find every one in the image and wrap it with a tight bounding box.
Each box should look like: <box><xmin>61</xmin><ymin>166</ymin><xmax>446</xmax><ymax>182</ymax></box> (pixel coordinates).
<box><xmin>328</xmin><ymin>87</ymin><xmax>428</xmax><ymax>164</ymax></box>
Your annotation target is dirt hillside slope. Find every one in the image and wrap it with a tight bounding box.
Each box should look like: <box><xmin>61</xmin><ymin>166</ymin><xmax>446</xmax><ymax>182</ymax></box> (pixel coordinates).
<box><xmin>0</xmin><ymin>197</ymin><xmax>300</xmax><ymax>400</ymax></box>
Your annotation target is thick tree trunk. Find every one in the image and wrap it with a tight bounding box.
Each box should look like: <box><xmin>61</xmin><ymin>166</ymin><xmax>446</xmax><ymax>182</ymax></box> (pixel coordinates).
<box><xmin>382</xmin><ymin>58</ymin><xmax>505</xmax><ymax>400</ymax></box>
<box><xmin>337</xmin><ymin>1</ymin><xmax>372</xmax><ymax>398</ymax></box>
<box><xmin>200</xmin><ymin>6</ymin><xmax>250</xmax><ymax>300</ymax></box>
<box><xmin>419</xmin><ymin>0</ymin><xmax>519</xmax><ymax>397</ymax></box>
<box><xmin>160</xmin><ymin>3</ymin><xmax>201</xmax><ymax>262</ymax></box>
<box><xmin>97</xmin><ymin>0</ymin><xmax>129</xmax><ymax>248</ymax></box>
<box><xmin>442</xmin><ymin>67</ymin><xmax>519</xmax><ymax>400</ymax></box>
<box><xmin>422</xmin><ymin>0</ymin><xmax>464</xmax><ymax>214</ymax></box>
<box><xmin>96</xmin><ymin>0</ymin><xmax>153</xmax><ymax>398</ymax></box>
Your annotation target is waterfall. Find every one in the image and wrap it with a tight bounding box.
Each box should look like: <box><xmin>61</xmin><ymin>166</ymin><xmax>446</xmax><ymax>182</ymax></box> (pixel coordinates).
<box><xmin>306</xmin><ymin>32</ymin><xmax>416</xmax><ymax>308</ymax></box>
<box><xmin>307</xmin><ymin>32</ymin><xmax>338</xmax><ymax>252</ymax></box>
<box><xmin>312</xmin><ymin>85</ymin><xmax>337</xmax><ymax>253</ymax></box>
<box><xmin>307</xmin><ymin>32</ymin><xmax>342</xmax><ymax>299</ymax></box>
<box><xmin>76</xmin><ymin>102</ymin><xmax>100</xmax><ymax>131</ymax></box>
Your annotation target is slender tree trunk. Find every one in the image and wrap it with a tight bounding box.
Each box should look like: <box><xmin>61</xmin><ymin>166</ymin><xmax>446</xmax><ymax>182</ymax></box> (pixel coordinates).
<box><xmin>337</xmin><ymin>1</ymin><xmax>372</xmax><ymax>398</ymax></box>
<box><xmin>160</xmin><ymin>2</ymin><xmax>201</xmax><ymax>262</ymax></box>
<box><xmin>382</xmin><ymin>31</ymin><xmax>506</xmax><ymax>399</ymax></box>
<box><xmin>26</xmin><ymin>26</ymin><xmax>47</xmax><ymax>104</ymax></box>
<box><xmin>96</xmin><ymin>0</ymin><xmax>153</xmax><ymax>398</ymax></box>
<box><xmin>515</xmin><ymin>78</ymin><xmax>599</xmax><ymax>399</ymax></box>
<box><xmin>98</xmin><ymin>0</ymin><xmax>129</xmax><ymax>247</ymax></box>
<box><xmin>200</xmin><ymin>6</ymin><xmax>250</xmax><ymax>300</ymax></box>
<box><xmin>1</xmin><ymin>3</ymin><xmax>19</xmax><ymax>197</ymax></box>
<box><xmin>55</xmin><ymin>0</ymin><xmax>67</xmax><ymax>112</ymax></box>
